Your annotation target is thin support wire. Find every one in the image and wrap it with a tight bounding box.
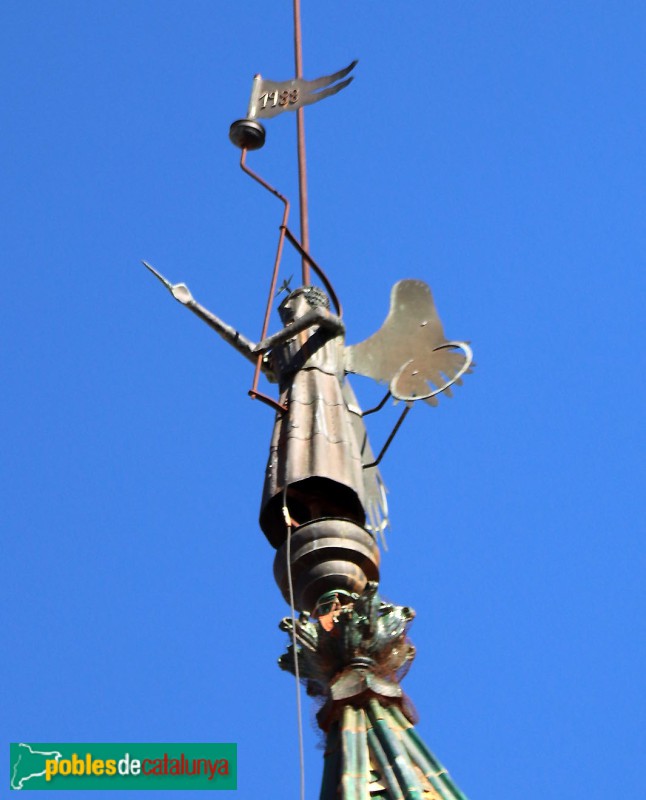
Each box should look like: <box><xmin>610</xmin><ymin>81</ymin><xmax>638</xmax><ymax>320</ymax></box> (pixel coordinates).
<box><xmin>282</xmin><ymin>488</ymin><xmax>306</xmax><ymax>800</ymax></box>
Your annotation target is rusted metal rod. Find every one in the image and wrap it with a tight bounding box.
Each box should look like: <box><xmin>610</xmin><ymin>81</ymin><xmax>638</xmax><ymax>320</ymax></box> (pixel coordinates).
<box><xmin>240</xmin><ymin>149</ymin><xmax>290</xmax><ymax>413</ymax></box>
<box><xmin>282</xmin><ymin>226</ymin><xmax>343</xmax><ymax>317</ymax></box>
<box><xmin>293</xmin><ymin>0</ymin><xmax>310</xmax><ymax>285</ymax></box>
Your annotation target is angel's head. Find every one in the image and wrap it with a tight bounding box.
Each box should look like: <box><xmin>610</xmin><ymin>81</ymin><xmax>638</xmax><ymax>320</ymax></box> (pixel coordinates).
<box><xmin>278</xmin><ymin>285</ymin><xmax>330</xmax><ymax>324</ymax></box>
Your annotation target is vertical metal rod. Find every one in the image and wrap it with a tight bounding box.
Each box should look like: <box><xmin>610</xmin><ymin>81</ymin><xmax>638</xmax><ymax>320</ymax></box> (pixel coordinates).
<box><xmin>293</xmin><ymin>0</ymin><xmax>311</xmax><ymax>285</ymax></box>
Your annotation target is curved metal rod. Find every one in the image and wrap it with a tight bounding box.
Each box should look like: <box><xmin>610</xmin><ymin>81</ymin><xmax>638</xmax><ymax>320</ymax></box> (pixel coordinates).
<box><xmin>389</xmin><ymin>341</ymin><xmax>474</xmax><ymax>403</ymax></box>
<box><xmin>362</xmin><ymin>391</ymin><xmax>392</xmax><ymax>417</ymax></box>
<box><xmin>362</xmin><ymin>342</ymin><xmax>473</xmax><ymax>469</ymax></box>
<box><xmin>362</xmin><ymin>404</ymin><xmax>411</xmax><ymax>470</ymax></box>
<box><xmin>240</xmin><ymin>149</ymin><xmax>290</xmax><ymax>413</ymax></box>
<box><xmin>281</xmin><ymin>226</ymin><xmax>343</xmax><ymax>317</ymax></box>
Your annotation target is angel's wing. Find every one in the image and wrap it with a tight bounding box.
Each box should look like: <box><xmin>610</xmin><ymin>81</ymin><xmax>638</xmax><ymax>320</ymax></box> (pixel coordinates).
<box><xmin>344</xmin><ymin>279</ymin><xmax>473</xmax><ymax>407</ymax></box>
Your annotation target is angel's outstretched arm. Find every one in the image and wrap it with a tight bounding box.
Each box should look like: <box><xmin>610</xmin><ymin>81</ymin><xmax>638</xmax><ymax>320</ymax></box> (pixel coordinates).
<box><xmin>253</xmin><ymin>307</ymin><xmax>345</xmax><ymax>353</ymax></box>
<box><xmin>142</xmin><ymin>261</ymin><xmax>271</xmax><ymax>375</ymax></box>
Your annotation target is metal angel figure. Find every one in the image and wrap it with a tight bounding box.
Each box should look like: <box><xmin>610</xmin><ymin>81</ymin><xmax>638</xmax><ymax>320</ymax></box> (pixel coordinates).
<box><xmin>143</xmin><ymin>263</ymin><xmax>472</xmax><ymax>550</ymax></box>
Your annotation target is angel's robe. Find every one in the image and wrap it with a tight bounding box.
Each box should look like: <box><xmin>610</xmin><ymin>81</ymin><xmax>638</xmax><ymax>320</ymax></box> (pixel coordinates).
<box><xmin>259</xmin><ymin>319</ymin><xmax>384</xmax><ymax>548</ymax></box>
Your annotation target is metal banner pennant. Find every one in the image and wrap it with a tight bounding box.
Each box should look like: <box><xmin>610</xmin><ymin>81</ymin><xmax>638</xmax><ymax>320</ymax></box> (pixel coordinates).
<box><xmin>246</xmin><ymin>60</ymin><xmax>357</xmax><ymax>120</ymax></box>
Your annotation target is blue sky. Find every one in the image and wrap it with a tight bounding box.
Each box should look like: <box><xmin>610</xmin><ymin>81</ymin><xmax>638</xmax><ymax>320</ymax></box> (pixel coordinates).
<box><xmin>2</xmin><ymin>2</ymin><xmax>644</xmax><ymax>798</ymax></box>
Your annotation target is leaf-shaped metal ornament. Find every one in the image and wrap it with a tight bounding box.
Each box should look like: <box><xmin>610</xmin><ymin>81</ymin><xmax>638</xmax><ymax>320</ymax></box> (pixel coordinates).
<box><xmin>344</xmin><ymin>280</ymin><xmax>473</xmax><ymax>406</ymax></box>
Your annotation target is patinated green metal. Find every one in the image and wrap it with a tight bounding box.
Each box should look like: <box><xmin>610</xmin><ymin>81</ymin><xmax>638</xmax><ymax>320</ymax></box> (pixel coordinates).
<box><xmin>315</xmin><ymin>698</ymin><xmax>465</xmax><ymax>800</ymax></box>
<box><xmin>279</xmin><ymin>583</ymin><xmax>468</xmax><ymax>799</ymax></box>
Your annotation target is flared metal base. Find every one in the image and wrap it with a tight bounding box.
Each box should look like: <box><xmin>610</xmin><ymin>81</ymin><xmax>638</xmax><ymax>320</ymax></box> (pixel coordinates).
<box><xmin>278</xmin><ymin>582</ymin><xmax>468</xmax><ymax>799</ymax></box>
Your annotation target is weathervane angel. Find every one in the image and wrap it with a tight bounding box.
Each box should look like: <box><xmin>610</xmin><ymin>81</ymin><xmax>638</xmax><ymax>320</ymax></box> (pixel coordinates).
<box><xmin>143</xmin><ymin>25</ymin><xmax>475</xmax><ymax>799</ymax></box>
<box><xmin>142</xmin><ymin>263</ymin><xmax>472</xmax><ymax>550</ymax></box>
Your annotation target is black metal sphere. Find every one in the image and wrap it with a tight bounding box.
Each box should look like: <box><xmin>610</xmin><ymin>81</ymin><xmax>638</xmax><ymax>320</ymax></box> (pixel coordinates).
<box><xmin>228</xmin><ymin>118</ymin><xmax>266</xmax><ymax>150</ymax></box>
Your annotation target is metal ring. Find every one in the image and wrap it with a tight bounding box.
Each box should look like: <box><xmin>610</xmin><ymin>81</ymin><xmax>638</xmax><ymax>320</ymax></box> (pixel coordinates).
<box><xmin>389</xmin><ymin>341</ymin><xmax>474</xmax><ymax>402</ymax></box>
